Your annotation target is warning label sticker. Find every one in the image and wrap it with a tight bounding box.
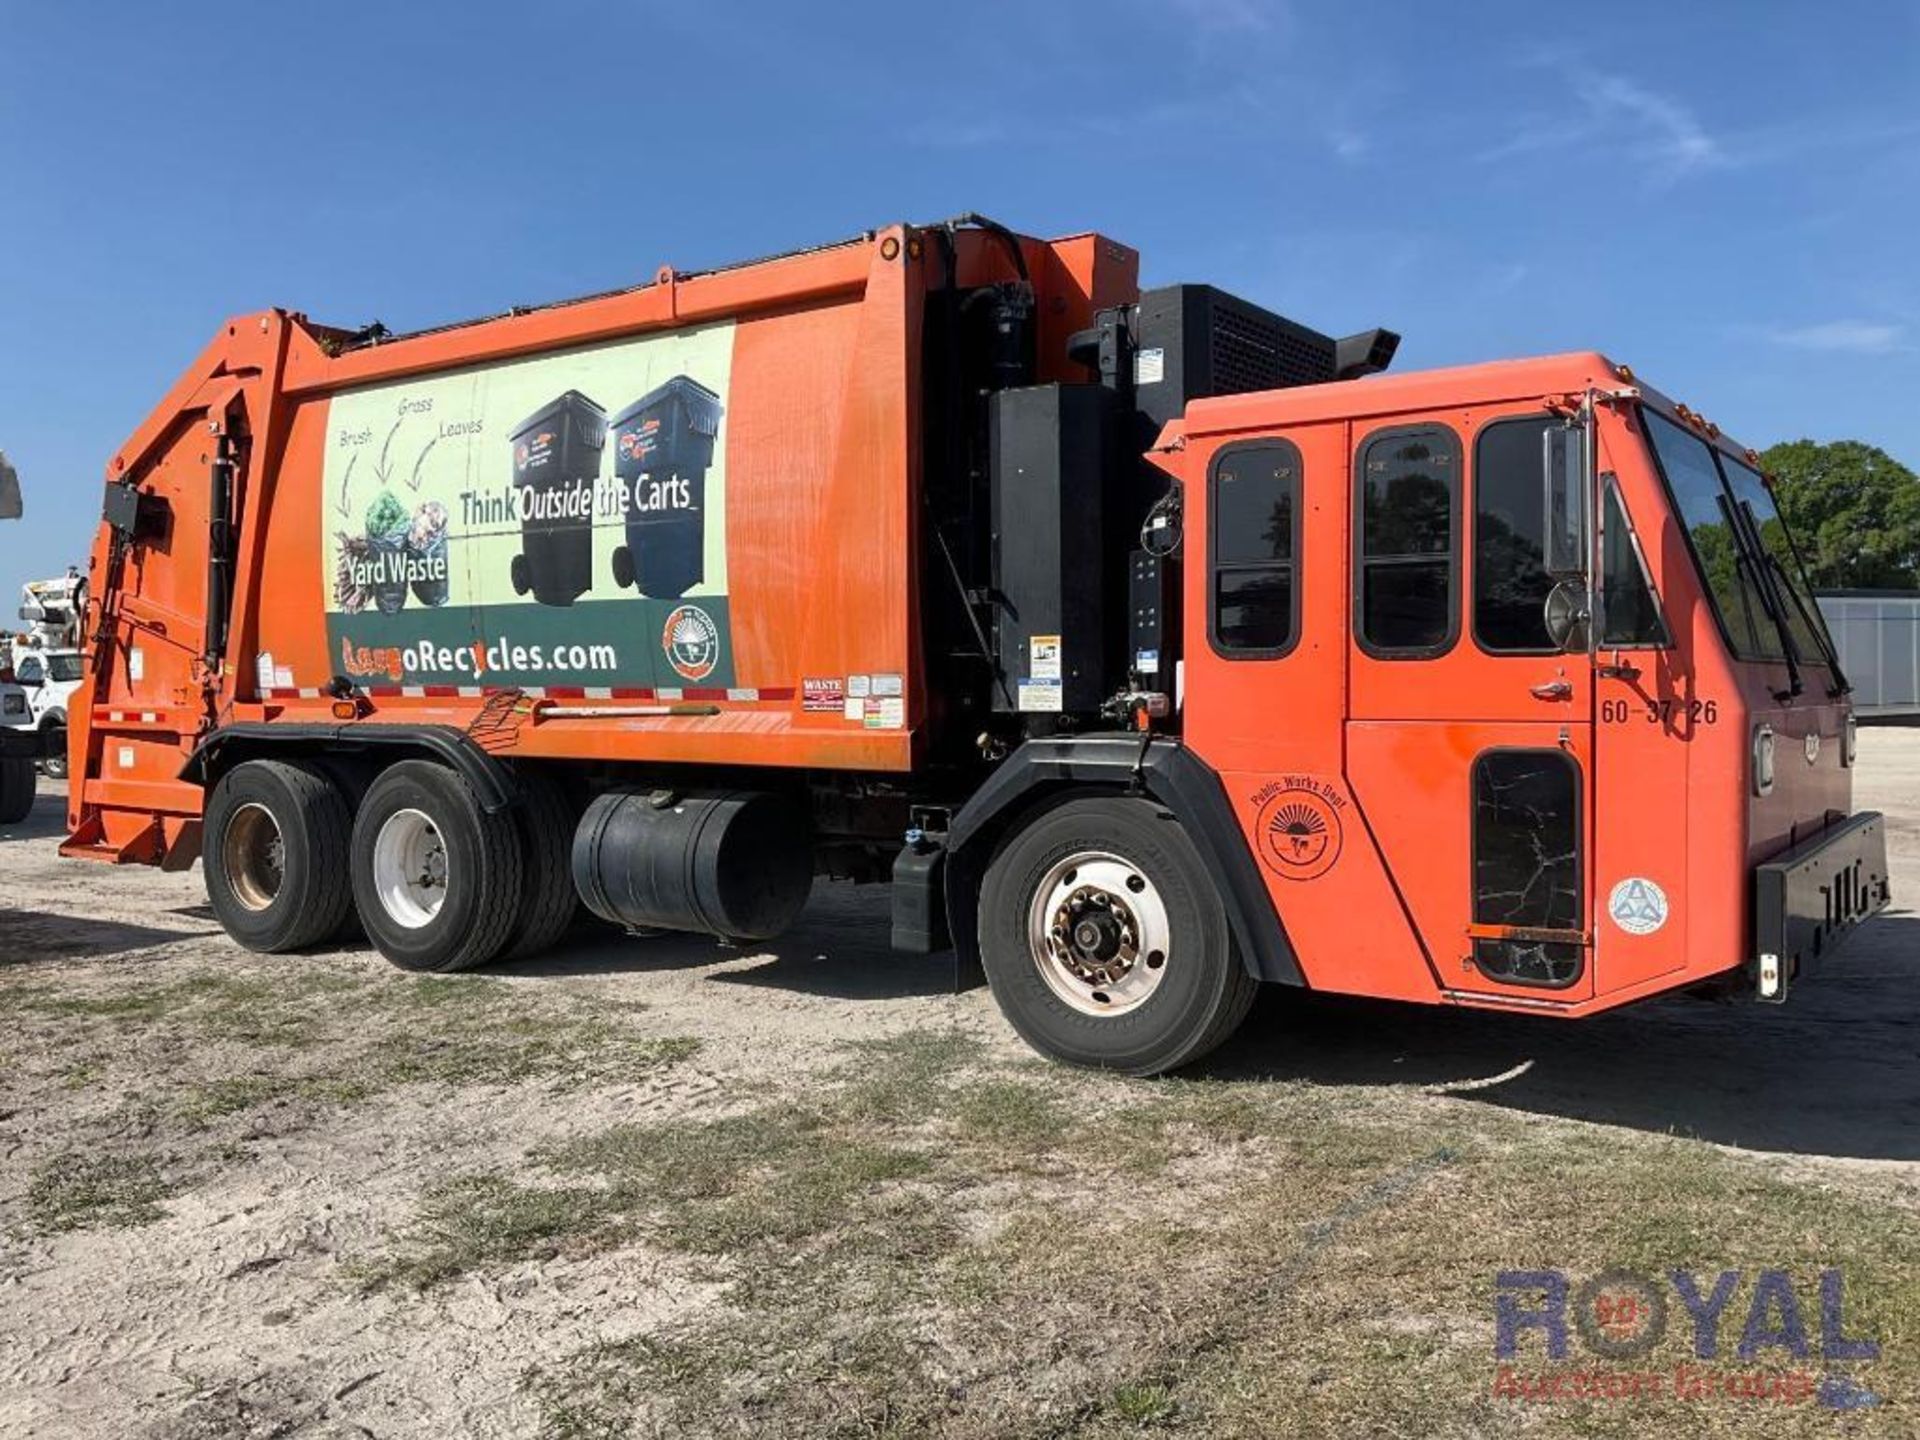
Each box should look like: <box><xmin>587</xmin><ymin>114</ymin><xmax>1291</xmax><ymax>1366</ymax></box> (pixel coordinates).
<box><xmin>1017</xmin><ymin>680</ymin><xmax>1063</xmax><ymax>713</ymax></box>
<box><xmin>1030</xmin><ymin>635</ymin><xmax>1062</xmax><ymax>682</ymax></box>
<box><xmin>802</xmin><ymin>677</ymin><xmax>844</xmax><ymax>713</ymax></box>
<box><xmin>863</xmin><ymin>696</ymin><xmax>905</xmax><ymax>729</ymax></box>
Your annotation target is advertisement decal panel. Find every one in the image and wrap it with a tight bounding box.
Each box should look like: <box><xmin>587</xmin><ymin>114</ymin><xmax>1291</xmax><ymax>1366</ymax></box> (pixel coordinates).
<box><xmin>321</xmin><ymin>322</ymin><xmax>736</xmax><ymax>690</ymax></box>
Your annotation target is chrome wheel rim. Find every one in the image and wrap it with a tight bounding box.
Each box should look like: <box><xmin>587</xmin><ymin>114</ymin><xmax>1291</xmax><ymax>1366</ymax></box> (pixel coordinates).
<box><xmin>1026</xmin><ymin>851</ymin><xmax>1171</xmax><ymax>1017</ymax></box>
<box><xmin>372</xmin><ymin>807</ymin><xmax>448</xmax><ymax>929</ymax></box>
<box><xmin>224</xmin><ymin>802</ymin><xmax>284</xmax><ymax>912</ymax></box>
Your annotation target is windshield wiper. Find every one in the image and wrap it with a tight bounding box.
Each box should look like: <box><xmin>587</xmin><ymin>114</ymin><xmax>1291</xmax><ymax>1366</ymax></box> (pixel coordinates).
<box><xmin>1717</xmin><ymin>492</ymin><xmax>1803</xmax><ymax>701</ymax></box>
<box><xmin>1741</xmin><ymin>500</ymin><xmax>1851</xmax><ymax>697</ymax></box>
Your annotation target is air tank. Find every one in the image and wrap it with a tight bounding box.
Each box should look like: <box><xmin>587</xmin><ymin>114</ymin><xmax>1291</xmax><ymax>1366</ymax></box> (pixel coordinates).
<box><xmin>571</xmin><ymin>788</ymin><xmax>812</xmax><ymax>941</ymax></box>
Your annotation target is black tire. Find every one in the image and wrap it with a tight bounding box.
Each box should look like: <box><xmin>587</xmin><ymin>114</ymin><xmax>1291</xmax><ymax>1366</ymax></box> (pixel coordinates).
<box><xmin>39</xmin><ymin>724</ymin><xmax>67</xmax><ymax>780</ymax></box>
<box><xmin>0</xmin><ymin>757</ymin><xmax>35</xmax><ymax>824</ymax></box>
<box><xmin>351</xmin><ymin>759</ymin><xmax>524</xmax><ymax>973</ymax></box>
<box><xmin>311</xmin><ymin>757</ymin><xmax>374</xmax><ymax>942</ymax></box>
<box><xmin>510</xmin><ymin>553</ymin><xmax>531</xmax><ymax>596</ymax></box>
<box><xmin>611</xmin><ymin>545</ymin><xmax>635</xmax><ymax>590</ymax></box>
<box><xmin>202</xmin><ymin>759</ymin><xmax>354</xmax><ymax>952</ymax></box>
<box><xmin>499</xmin><ymin>769</ymin><xmax>580</xmax><ymax>962</ymax></box>
<box><xmin>977</xmin><ymin>796</ymin><xmax>1258</xmax><ymax>1076</ymax></box>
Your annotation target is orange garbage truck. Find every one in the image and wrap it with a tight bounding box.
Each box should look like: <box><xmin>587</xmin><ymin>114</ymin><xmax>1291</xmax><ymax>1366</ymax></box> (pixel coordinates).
<box><xmin>64</xmin><ymin>215</ymin><xmax>1889</xmax><ymax>1074</ymax></box>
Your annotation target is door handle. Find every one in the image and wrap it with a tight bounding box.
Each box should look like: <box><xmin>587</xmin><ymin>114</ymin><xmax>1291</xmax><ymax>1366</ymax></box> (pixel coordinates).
<box><xmin>1530</xmin><ymin>680</ymin><xmax>1574</xmax><ymax>702</ymax></box>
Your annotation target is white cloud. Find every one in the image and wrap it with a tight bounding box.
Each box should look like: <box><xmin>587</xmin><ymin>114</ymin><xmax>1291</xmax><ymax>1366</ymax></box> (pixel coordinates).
<box><xmin>1580</xmin><ymin>75</ymin><xmax>1721</xmax><ymax>176</ymax></box>
<box><xmin>1165</xmin><ymin>0</ymin><xmax>1286</xmax><ymax>33</ymax></box>
<box><xmin>1476</xmin><ymin>67</ymin><xmax>1722</xmax><ymax>185</ymax></box>
<box><xmin>1764</xmin><ymin>321</ymin><xmax>1906</xmax><ymax>355</ymax></box>
<box><xmin>1327</xmin><ymin>126</ymin><xmax>1368</xmax><ymax>162</ymax></box>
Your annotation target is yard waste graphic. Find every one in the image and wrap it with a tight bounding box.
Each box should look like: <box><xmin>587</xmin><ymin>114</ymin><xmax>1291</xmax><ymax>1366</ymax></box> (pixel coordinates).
<box><xmin>322</xmin><ymin>324</ymin><xmax>736</xmax><ymax>689</ymax></box>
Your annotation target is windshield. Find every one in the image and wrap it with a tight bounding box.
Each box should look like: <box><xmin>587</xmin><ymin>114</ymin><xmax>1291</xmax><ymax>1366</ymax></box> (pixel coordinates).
<box><xmin>1642</xmin><ymin>410</ymin><xmax>1831</xmax><ymax>670</ymax></box>
<box><xmin>1718</xmin><ymin>454</ymin><xmax>1835</xmax><ymax>663</ymax></box>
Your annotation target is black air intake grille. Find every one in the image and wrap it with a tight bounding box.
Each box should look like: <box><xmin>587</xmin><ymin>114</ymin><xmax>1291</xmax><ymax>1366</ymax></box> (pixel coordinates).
<box><xmin>1209</xmin><ymin>298</ymin><xmax>1336</xmax><ymax>393</ymax></box>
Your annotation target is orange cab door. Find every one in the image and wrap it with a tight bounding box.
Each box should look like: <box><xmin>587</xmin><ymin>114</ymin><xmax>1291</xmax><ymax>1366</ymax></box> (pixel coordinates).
<box><xmin>1343</xmin><ymin>409</ymin><xmax>1596</xmax><ymax>1004</ymax></box>
<box><xmin>1585</xmin><ymin>412</ymin><xmax>1706</xmax><ymax>998</ymax></box>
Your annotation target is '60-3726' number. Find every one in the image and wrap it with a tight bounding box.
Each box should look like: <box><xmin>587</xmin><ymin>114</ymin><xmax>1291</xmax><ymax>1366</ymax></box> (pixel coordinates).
<box><xmin>1601</xmin><ymin>697</ymin><xmax>1717</xmax><ymax>725</ymax></box>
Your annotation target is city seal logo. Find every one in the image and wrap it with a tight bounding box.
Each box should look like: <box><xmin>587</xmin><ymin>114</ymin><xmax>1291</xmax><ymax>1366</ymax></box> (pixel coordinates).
<box><xmin>1608</xmin><ymin>876</ymin><xmax>1669</xmax><ymax>935</ymax></box>
<box><xmin>662</xmin><ymin>603</ymin><xmax>720</xmax><ymax>682</ymax></box>
<box><xmin>1251</xmin><ymin>776</ymin><xmax>1347</xmax><ymax>882</ymax></box>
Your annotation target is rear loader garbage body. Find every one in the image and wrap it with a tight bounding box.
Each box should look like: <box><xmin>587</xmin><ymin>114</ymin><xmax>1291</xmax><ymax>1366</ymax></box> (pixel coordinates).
<box><xmin>611</xmin><ymin>375</ymin><xmax>723</xmax><ymax>597</ymax></box>
<box><xmin>66</xmin><ymin>216</ymin><xmax>1886</xmax><ymax>1077</ymax></box>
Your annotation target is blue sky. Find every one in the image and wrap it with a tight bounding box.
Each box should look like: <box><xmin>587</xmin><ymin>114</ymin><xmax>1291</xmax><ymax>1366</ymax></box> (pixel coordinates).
<box><xmin>2</xmin><ymin>0</ymin><xmax>1917</xmax><ymax>592</ymax></box>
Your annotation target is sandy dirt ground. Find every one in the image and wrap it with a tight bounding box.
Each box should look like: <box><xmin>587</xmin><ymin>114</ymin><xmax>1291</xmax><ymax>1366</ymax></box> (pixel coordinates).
<box><xmin>2</xmin><ymin>732</ymin><xmax>1918</xmax><ymax>1438</ymax></box>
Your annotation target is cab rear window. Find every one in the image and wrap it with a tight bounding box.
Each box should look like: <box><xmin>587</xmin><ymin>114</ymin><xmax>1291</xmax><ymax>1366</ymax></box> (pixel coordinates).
<box><xmin>1356</xmin><ymin>426</ymin><xmax>1459</xmax><ymax>657</ymax></box>
<box><xmin>1209</xmin><ymin>441</ymin><xmax>1301</xmax><ymax>656</ymax></box>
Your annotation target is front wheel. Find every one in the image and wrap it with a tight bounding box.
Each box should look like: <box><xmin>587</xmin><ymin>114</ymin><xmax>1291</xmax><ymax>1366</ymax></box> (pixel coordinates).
<box><xmin>977</xmin><ymin>796</ymin><xmax>1257</xmax><ymax>1076</ymax></box>
<box><xmin>39</xmin><ymin>726</ymin><xmax>67</xmax><ymax>780</ymax></box>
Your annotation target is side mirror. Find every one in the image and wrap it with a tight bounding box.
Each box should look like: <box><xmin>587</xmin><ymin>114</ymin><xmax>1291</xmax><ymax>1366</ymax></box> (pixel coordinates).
<box><xmin>1543</xmin><ymin>580</ymin><xmax>1590</xmax><ymax>653</ymax></box>
<box><xmin>1542</xmin><ymin>424</ymin><xmax>1587</xmax><ymax>579</ymax></box>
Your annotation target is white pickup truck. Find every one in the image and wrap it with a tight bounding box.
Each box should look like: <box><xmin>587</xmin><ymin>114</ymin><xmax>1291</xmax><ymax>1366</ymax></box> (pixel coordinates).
<box><xmin>8</xmin><ymin>646</ymin><xmax>81</xmax><ymax>780</ymax></box>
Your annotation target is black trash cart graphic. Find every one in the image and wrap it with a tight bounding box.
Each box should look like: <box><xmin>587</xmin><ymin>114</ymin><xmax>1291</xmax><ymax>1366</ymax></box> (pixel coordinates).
<box><xmin>508</xmin><ymin>390</ymin><xmax>606</xmax><ymax>607</ymax></box>
<box><xmin>611</xmin><ymin>375</ymin><xmax>723</xmax><ymax>598</ymax></box>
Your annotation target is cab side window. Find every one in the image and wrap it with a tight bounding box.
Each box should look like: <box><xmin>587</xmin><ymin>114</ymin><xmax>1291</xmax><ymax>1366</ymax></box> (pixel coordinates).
<box><xmin>1356</xmin><ymin>426</ymin><xmax>1459</xmax><ymax>656</ymax></box>
<box><xmin>1600</xmin><ymin>479</ymin><xmax>1670</xmax><ymax>647</ymax></box>
<box><xmin>1209</xmin><ymin>440</ymin><xmax>1301</xmax><ymax>657</ymax></box>
<box><xmin>1473</xmin><ymin>416</ymin><xmax>1557</xmax><ymax>652</ymax></box>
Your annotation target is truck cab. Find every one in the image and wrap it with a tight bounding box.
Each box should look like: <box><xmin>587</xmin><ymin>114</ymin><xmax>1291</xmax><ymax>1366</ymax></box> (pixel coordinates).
<box><xmin>1161</xmin><ymin>353</ymin><xmax>1884</xmax><ymax>1020</ymax></box>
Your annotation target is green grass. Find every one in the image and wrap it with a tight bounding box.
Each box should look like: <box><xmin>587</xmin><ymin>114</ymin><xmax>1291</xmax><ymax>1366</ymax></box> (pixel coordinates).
<box><xmin>169</xmin><ymin>1074</ymin><xmax>375</xmax><ymax>1128</ymax></box>
<box><xmin>2</xmin><ymin>960</ymin><xmax>702</xmax><ymax>1250</ymax></box>
<box><xmin>9</xmin><ymin>962</ymin><xmax>700</xmax><ymax>1125</ymax></box>
<box><xmin>349</xmin><ymin>1174</ymin><xmax>631</xmax><ymax>1292</ymax></box>
<box><xmin>494</xmin><ymin>1031</ymin><xmax>1920</xmax><ymax>1439</ymax></box>
<box><xmin>375</xmin><ymin>1016</ymin><xmax>698</xmax><ymax>1090</ymax></box>
<box><xmin>26</xmin><ymin>1151</ymin><xmax>176</xmax><ymax>1233</ymax></box>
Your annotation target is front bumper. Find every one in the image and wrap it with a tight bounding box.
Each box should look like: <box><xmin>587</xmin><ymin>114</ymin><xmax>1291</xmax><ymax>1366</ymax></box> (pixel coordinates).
<box><xmin>1751</xmin><ymin>811</ymin><xmax>1891</xmax><ymax>1001</ymax></box>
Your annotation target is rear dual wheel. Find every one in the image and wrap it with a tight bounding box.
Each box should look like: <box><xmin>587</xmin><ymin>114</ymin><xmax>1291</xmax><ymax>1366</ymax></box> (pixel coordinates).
<box><xmin>204</xmin><ymin>757</ymin><xmax>577</xmax><ymax>970</ymax></box>
<box><xmin>203</xmin><ymin>759</ymin><xmax>355</xmax><ymax>952</ymax></box>
<box><xmin>978</xmin><ymin>796</ymin><xmax>1257</xmax><ymax>1076</ymax></box>
<box><xmin>351</xmin><ymin>760</ymin><xmax>524</xmax><ymax>972</ymax></box>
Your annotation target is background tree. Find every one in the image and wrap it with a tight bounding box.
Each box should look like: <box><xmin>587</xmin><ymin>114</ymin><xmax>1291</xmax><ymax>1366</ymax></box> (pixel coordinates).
<box><xmin>1759</xmin><ymin>438</ymin><xmax>1920</xmax><ymax>590</ymax></box>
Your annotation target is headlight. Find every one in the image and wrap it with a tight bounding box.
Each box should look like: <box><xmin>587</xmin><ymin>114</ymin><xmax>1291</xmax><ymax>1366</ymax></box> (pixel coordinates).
<box><xmin>1842</xmin><ymin>713</ymin><xmax>1858</xmax><ymax>768</ymax></box>
<box><xmin>1753</xmin><ymin>723</ymin><xmax>1776</xmax><ymax>797</ymax></box>
<box><xmin>2</xmin><ymin>694</ymin><xmax>22</xmax><ymax>715</ymax></box>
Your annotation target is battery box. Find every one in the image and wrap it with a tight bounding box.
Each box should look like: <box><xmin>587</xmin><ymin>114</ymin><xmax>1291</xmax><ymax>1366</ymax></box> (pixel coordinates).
<box><xmin>988</xmin><ymin>383</ymin><xmax>1117</xmax><ymax>716</ymax></box>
